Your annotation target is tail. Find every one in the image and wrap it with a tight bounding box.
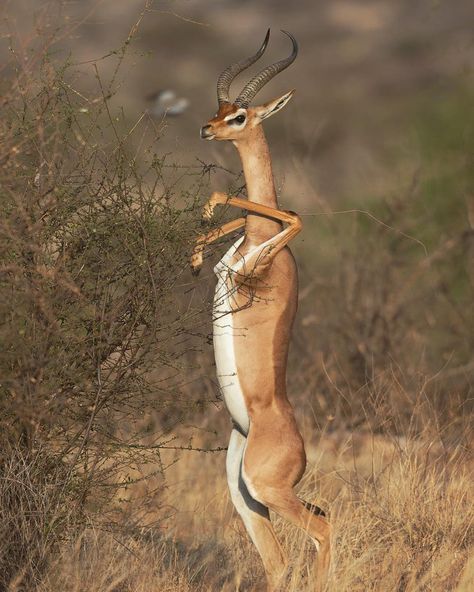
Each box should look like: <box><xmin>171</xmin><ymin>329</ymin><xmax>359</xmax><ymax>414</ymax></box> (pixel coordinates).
<box><xmin>300</xmin><ymin>498</ymin><xmax>326</xmax><ymax>517</ymax></box>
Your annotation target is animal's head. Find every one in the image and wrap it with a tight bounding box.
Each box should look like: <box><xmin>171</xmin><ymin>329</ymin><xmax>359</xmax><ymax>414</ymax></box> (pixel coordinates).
<box><xmin>200</xmin><ymin>29</ymin><xmax>298</xmax><ymax>142</ymax></box>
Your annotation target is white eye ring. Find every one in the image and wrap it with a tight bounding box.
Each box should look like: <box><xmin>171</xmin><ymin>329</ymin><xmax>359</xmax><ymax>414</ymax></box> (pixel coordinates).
<box><xmin>227</xmin><ymin>114</ymin><xmax>246</xmax><ymax>126</ymax></box>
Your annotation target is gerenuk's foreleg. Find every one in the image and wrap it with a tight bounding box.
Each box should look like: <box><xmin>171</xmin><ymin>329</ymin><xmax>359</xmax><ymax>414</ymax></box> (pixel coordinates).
<box><xmin>191</xmin><ymin>217</ymin><xmax>246</xmax><ymax>274</ymax></box>
<box><xmin>192</xmin><ymin>192</ymin><xmax>302</xmax><ymax>280</ymax></box>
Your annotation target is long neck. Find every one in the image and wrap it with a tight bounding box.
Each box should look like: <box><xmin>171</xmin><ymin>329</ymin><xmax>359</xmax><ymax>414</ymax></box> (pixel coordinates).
<box><xmin>234</xmin><ymin>125</ymin><xmax>282</xmax><ymax>242</ymax></box>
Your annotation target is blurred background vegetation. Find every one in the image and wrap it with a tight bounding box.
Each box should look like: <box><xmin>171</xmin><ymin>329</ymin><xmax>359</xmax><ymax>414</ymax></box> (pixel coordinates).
<box><xmin>0</xmin><ymin>1</ymin><xmax>472</xmax><ymax>590</ymax></box>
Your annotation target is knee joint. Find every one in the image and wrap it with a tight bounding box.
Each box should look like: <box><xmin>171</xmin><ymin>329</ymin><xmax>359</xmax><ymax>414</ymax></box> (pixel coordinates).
<box><xmin>285</xmin><ymin>210</ymin><xmax>302</xmax><ymax>231</ymax></box>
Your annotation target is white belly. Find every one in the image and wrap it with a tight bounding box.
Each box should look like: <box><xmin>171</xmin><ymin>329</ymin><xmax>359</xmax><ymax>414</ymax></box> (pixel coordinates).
<box><xmin>213</xmin><ymin>237</ymin><xmax>249</xmax><ymax>434</ymax></box>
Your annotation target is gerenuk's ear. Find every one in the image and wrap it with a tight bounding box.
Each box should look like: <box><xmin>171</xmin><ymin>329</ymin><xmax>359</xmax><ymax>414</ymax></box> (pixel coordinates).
<box><xmin>254</xmin><ymin>89</ymin><xmax>295</xmax><ymax>121</ymax></box>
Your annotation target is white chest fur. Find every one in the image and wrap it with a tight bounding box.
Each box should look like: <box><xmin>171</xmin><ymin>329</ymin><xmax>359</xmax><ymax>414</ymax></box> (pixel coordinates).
<box><xmin>212</xmin><ymin>237</ymin><xmax>250</xmax><ymax>434</ymax></box>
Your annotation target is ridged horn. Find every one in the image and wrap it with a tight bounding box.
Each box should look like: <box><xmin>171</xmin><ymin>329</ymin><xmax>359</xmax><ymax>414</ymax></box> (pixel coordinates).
<box><xmin>217</xmin><ymin>29</ymin><xmax>270</xmax><ymax>105</ymax></box>
<box><xmin>234</xmin><ymin>30</ymin><xmax>298</xmax><ymax>108</ymax></box>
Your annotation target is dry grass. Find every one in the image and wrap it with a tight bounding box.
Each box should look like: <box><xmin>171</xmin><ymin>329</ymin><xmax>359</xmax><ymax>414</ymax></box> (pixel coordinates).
<box><xmin>18</xmin><ymin>406</ymin><xmax>470</xmax><ymax>592</ymax></box>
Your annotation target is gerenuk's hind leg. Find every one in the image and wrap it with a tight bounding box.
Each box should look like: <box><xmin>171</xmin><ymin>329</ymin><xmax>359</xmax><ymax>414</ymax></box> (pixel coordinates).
<box><xmin>258</xmin><ymin>489</ymin><xmax>331</xmax><ymax>592</ymax></box>
<box><xmin>226</xmin><ymin>428</ymin><xmax>287</xmax><ymax>591</ymax></box>
<box><xmin>242</xmin><ymin>425</ymin><xmax>331</xmax><ymax>592</ymax></box>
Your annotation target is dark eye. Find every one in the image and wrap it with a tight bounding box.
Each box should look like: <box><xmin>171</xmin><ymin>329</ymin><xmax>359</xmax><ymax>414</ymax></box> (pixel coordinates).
<box><xmin>228</xmin><ymin>114</ymin><xmax>246</xmax><ymax>126</ymax></box>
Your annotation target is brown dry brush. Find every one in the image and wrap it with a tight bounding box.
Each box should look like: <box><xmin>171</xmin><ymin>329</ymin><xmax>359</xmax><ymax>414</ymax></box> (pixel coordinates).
<box><xmin>0</xmin><ymin>14</ymin><xmax>211</xmax><ymax>590</ymax></box>
<box><xmin>291</xmin><ymin>170</ymin><xmax>474</xmax><ymax>440</ymax></box>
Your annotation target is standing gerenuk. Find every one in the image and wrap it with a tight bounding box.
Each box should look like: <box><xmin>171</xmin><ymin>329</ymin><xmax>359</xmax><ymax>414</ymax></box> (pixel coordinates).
<box><xmin>191</xmin><ymin>30</ymin><xmax>331</xmax><ymax>592</ymax></box>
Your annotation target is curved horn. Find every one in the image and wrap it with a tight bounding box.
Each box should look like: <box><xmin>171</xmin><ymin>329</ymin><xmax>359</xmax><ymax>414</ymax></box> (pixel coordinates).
<box><xmin>217</xmin><ymin>29</ymin><xmax>270</xmax><ymax>105</ymax></box>
<box><xmin>234</xmin><ymin>30</ymin><xmax>298</xmax><ymax>108</ymax></box>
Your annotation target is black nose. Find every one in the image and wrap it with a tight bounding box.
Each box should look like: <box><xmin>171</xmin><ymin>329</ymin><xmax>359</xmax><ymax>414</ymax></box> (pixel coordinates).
<box><xmin>200</xmin><ymin>125</ymin><xmax>212</xmax><ymax>139</ymax></box>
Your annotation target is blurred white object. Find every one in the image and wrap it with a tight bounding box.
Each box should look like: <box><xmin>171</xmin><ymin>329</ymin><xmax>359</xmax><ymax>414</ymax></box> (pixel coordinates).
<box><xmin>148</xmin><ymin>89</ymin><xmax>189</xmax><ymax>117</ymax></box>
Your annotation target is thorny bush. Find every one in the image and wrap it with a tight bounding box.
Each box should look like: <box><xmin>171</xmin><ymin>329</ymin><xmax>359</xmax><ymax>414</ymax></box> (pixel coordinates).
<box><xmin>0</xmin><ymin>17</ymin><xmax>210</xmax><ymax>588</ymax></box>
